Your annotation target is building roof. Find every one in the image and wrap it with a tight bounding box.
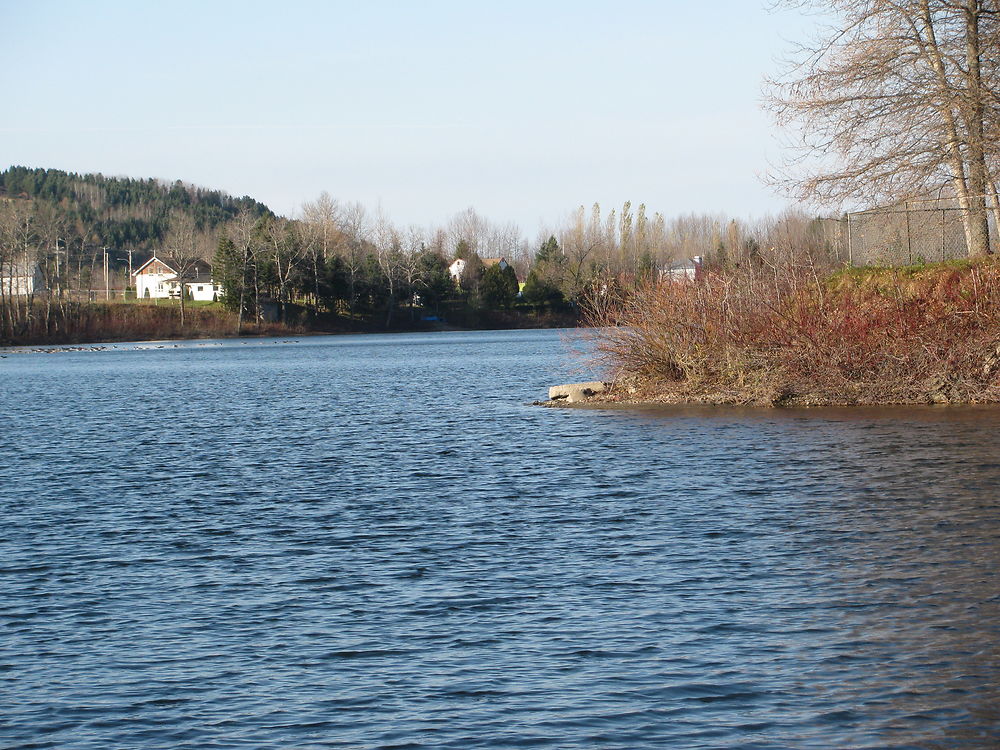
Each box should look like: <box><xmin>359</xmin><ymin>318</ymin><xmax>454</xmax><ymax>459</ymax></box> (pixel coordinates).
<box><xmin>664</xmin><ymin>256</ymin><xmax>703</xmax><ymax>272</ymax></box>
<box><xmin>482</xmin><ymin>257</ymin><xmax>507</xmax><ymax>267</ymax></box>
<box><xmin>188</xmin><ymin>271</ymin><xmax>214</xmax><ymax>285</ymax></box>
<box><xmin>134</xmin><ymin>255</ymin><xmax>213</xmax><ymax>279</ymax></box>
<box><xmin>1</xmin><ymin>260</ymin><xmax>41</xmax><ymax>277</ymax></box>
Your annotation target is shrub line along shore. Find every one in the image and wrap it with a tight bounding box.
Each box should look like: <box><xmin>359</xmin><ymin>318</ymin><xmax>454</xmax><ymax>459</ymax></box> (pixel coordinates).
<box><xmin>0</xmin><ymin>299</ymin><xmax>577</xmax><ymax>349</ymax></box>
<box><xmin>553</xmin><ymin>258</ymin><xmax>1000</xmax><ymax>408</ymax></box>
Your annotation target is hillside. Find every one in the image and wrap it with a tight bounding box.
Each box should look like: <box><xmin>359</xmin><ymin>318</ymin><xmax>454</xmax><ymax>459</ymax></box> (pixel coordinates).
<box><xmin>0</xmin><ymin>165</ymin><xmax>273</xmax><ymax>252</ymax></box>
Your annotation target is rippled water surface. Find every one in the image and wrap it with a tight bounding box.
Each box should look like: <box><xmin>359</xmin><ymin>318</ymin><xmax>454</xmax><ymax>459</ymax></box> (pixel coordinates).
<box><xmin>2</xmin><ymin>329</ymin><xmax>1000</xmax><ymax>749</ymax></box>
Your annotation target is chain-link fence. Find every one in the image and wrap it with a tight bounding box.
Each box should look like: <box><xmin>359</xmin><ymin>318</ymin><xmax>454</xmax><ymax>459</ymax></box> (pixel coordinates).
<box><xmin>843</xmin><ymin>197</ymin><xmax>997</xmax><ymax>266</ymax></box>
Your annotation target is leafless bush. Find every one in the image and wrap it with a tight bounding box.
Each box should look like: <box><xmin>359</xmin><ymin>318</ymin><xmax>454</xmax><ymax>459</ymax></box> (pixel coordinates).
<box><xmin>584</xmin><ymin>258</ymin><xmax>1000</xmax><ymax>405</ymax></box>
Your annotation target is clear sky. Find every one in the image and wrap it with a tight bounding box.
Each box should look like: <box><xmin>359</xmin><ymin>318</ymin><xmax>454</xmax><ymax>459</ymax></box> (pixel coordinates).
<box><xmin>1</xmin><ymin>0</ymin><xmax>820</xmax><ymax>232</ymax></box>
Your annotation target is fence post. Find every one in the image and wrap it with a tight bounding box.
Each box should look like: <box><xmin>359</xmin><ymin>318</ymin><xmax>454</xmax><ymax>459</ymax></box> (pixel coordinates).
<box><xmin>904</xmin><ymin>201</ymin><xmax>912</xmax><ymax>264</ymax></box>
<box><xmin>941</xmin><ymin>208</ymin><xmax>946</xmax><ymax>261</ymax></box>
<box><xmin>847</xmin><ymin>212</ymin><xmax>853</xmax><ymax>265</ymax></box>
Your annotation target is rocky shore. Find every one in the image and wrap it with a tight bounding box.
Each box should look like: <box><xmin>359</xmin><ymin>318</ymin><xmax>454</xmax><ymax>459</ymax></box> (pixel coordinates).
<box><xmin>539</xmin><ymin>372</ymin><xmax>1000</xmax><ymax>408</ymax></box>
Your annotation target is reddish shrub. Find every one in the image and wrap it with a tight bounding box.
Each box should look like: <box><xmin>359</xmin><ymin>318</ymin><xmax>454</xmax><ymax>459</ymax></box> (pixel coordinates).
<box><xmin>584</xmin><ymin>260</ymin><xmax>1000</xmax><ymax>405</ymax></box>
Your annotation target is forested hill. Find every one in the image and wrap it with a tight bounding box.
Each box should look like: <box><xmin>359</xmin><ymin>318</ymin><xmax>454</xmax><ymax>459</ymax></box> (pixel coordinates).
<box><xmin>0</xmin><ymin>166</ymin><xmax>273</xmax><ymax>250</ymax></box>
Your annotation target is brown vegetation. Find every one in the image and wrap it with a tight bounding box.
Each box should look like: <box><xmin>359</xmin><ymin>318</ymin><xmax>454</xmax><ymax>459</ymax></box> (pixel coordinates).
<box><xmin>584</xmin><ymin>258</ymin><xmax>1000</xmax><ymax>406</ymax></box>
<box><xmin>0</xmin><ymin>298</ymin><xmax>578</xmax><ymax>347</ymax></box>
<box><xmin>0</xmin><ymin>301</ymin><xmax>301</xmax><ymax>346</ymax></box>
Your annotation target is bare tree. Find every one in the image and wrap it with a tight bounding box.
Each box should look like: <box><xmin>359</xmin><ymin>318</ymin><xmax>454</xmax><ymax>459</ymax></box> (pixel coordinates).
<box><xmin>767</xmin><ymin>0</ymin><xmax>1000</xmax><ymax>256</ymax></box>
<box><xmin>163</xmin><ymin>210</ymin><xmax>209</xmax><ymax>328</ymax></box>
<box><xmin>447</xmin><ymin>207</ymin><xmax>490</xmax><ymax>255</ymax></box>
<box><xmin>261</xmin><ymin>216</ymin><xmax>306</xmax><ymax>321</ymax></box>
<box><xmin>556</xmin><ymin>205</ymin><xmax>599</xmax><ymax>301</ymax></box>
<box><xmin>31</xmin><ymin>203</ymin><xmax>65</xmax><ymax>335</ymax></box>
<box><xmin>0</xmin><ymin>202</ymin><xmax>23</xmax><ymax>336</ymax></box>
<box><xmin>373</xmin><ymin>211</ymin><xmax>404</xmax><ymax>327</ymax></box>
<box><xmin>301</xmin><ymin>192</ymin><xmax>341</xmax><ymax>304</ymax></box>
<box><xmin>0</xmin><ymin>201</ymin><xmax>43</xmax><ymax>336</ymax></box>
<box><xmin>338</xmin><ymin>202</ymin><xmax>370</xmax><ymax>316</ymax></box>
<box><xmin>399</xmin><ymin>225</ymin><xmax>426</xmax><ymax>319</ymax></box>
<box><xmin>223</xmin><ymin>208</ymin><xmax>264</xmax><ymax>331</ymax></box>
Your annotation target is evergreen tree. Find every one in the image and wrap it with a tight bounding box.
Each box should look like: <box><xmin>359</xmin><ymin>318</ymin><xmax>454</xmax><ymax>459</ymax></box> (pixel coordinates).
<box><xmin>458</xmin><ymin>253</ymin><xmax>485</xmax><ymax>293</ymax></box>
<box><xmin>480</xmin><ymin>263</ymin><xmax>519</xmax><ymax>309</ymax></box>
<box><xmin>535</xmin><ymin>235</ymin><xmax>563</xmax><ymax>265</ymax></box>
<box><xmin>213</xmin><ymin>236</ymin><xmax>244</xmax><ymax>313</ymax></box>
<box><xmin>0</xmin><ymin>166</ymin><xmax>272</xmax><ymax>259</ymax></box>
<box><xmin>522</xmin><ymin>269</ymin><xmax>566</xmax><ymax>311</ymax></box>
<box><xmin>318</xmin><ymin>255</ymin><xmax>349</xmax><ymax>312</ymax></box>
<box><xmin>528</xmin><ymin>235</ymin><xmax>567</xmax><ymax>302</ymax></box>
<box><xmin>415</xmin><ymin>251</ymin><xmax>453</xmax><ymax>314</ymax></box>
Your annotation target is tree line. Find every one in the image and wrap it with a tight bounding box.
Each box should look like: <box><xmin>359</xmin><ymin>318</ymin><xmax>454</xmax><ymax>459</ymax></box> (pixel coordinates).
<box><xmin>208</xmin><ymin>194</ymin><xmax>845</xmax><ymax>333</ymax></box>
<box><xmin>2</xmin><ymin>164</ymin><xmax>843</xmax><ymax>342</ymax></box>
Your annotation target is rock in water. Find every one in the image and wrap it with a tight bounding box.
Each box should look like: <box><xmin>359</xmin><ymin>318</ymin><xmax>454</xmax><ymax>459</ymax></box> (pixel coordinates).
<box><xmin>548</xmin><ymin>382</ymin><xmax>608</xmax><ymax>403</ymax></box>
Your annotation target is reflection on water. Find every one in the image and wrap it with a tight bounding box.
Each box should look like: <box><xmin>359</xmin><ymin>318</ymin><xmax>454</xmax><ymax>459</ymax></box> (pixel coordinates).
<box><xmin>1</xmin><ymin>331</ymin><xmax>998</xmax><ymax>749</ymax></box>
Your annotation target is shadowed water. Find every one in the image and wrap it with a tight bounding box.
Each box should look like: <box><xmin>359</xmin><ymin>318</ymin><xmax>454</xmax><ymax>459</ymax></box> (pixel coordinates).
<box><xmin>1</xmin><ymin>329</ymin><xmax>999</xmax><ymax>749</ymax></box>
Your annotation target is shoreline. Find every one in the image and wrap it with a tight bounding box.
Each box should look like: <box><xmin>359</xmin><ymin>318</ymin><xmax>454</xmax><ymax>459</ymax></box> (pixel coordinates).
<box><xmin>0</xmin><ymin>306</ymin><xmax>579</xmax><ymax>349</ymax></box>
<box><xmin>537</xmin><ymin>380</ymin><xmax>1000</xmax><ymax>409</ymax></box>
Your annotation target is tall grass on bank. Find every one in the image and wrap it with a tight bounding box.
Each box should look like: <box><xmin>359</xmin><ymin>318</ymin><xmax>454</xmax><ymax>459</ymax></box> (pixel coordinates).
<box><xmin>585</xmin><ymin>259</ymin><xmax>1000</xmax><ymax>405</ymax></box>
<box><xmin>0</xmin><ymin>301</ymin><xmax>300</xmax><ymax>346</ymax></box>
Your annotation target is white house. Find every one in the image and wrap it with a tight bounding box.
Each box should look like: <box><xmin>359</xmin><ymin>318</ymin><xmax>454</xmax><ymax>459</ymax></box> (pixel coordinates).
<box><xmin>134</xmin><ymin>256</ymin><xmax>222</xmax><ymax>301</ymax></box>
<box><xmin>448</xmin><ymin>256</ymin><xmax>510</xmax><ymax>283</ymax></box>
<box><xmin>661</xmin><ymin>256</ymin><xmax>703</xmax><ymax>283</ymax></box>
<box><xmin>1</xmin><ymin>261</ymin><xmax>45</xmax><ymax>296</ymax></box>
<box><xmin>448</xmin><ymin>258</ymin><xmax>467</xmax><ymax>283</ymax></box>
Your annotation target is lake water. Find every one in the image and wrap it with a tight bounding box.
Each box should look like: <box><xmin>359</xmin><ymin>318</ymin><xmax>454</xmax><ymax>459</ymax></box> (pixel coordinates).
<box><xmin>2</xmin><ymin>329</ymin><xmax>999</xmax><ymax>749</ymax></box>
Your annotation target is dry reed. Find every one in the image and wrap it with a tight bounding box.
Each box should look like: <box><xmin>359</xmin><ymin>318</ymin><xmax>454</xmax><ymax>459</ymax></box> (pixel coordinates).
<box><xmin>1</xmin><ymin>301</ymin><xmax>301</xmax><ymax>345</ymax></box>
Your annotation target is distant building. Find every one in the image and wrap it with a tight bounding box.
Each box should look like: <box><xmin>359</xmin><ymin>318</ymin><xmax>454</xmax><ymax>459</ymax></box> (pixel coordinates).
<box><xmin>449</xmin><ymin>256</ymin><xmax>510</xmax><ymax>283</ymax></box>
<box><xmin>1</xmin><ymin>261</ymin><xmax>45</xmax><ymax>296</ymax></box>
<box><xmin>448</xmin><ymin>258</ymin><xmax>467</xmax><ymax>283</ymax></box>
<box><xmin>133</xmin><ymin>256</ymin><xmax>222</xmax><ymax>301</ymax></box>
<box><xmin>482</xmin><ymin>257</ymin><xmax>509</xmax><ymax>270</ymax></box>
<box><xmin>660</xmin><ymin>256</ymin><xmax>703</xmax><ymax>283</ymax></box>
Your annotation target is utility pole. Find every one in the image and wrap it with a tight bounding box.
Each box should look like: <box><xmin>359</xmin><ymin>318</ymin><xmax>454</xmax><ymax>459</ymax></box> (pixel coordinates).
<box><xmin>123</xmin><ymin>248</ymin><xmax>133</xmax><ymax>300</ymax></box>
<box><xmin>104</xmin><ymin>246</ymin><xmax>109</xmax><ymax>300</ymax></box>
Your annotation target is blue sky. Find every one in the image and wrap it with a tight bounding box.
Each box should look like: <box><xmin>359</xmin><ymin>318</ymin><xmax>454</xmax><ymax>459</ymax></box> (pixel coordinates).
<box><xmin>1</xmin><ymin>1</ymin><xmax>820</xmax><ymax>231</ymax></box>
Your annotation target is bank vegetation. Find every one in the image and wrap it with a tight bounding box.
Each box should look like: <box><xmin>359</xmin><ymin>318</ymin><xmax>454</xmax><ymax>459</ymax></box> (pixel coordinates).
<box><xmin>578</xmin><ymin>0</ymin><xmax>1000</xmax><ymax>407</ymax></box>
<box><xmin>586</xmin><ymin>253</ymin><xmax>1000</xmax><ymax>406</ymax></box>
<box><xmin>3</xmin><ymin>167</ymin><xmax>836</xmax><ymax>346</ymax></box>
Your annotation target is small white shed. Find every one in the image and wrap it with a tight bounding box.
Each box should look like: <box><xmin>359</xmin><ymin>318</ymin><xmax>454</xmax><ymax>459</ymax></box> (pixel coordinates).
<box><xmin>1</xmin><ymin>261</ymin><xmax>45</xmax><ymax>296</ymax></box>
